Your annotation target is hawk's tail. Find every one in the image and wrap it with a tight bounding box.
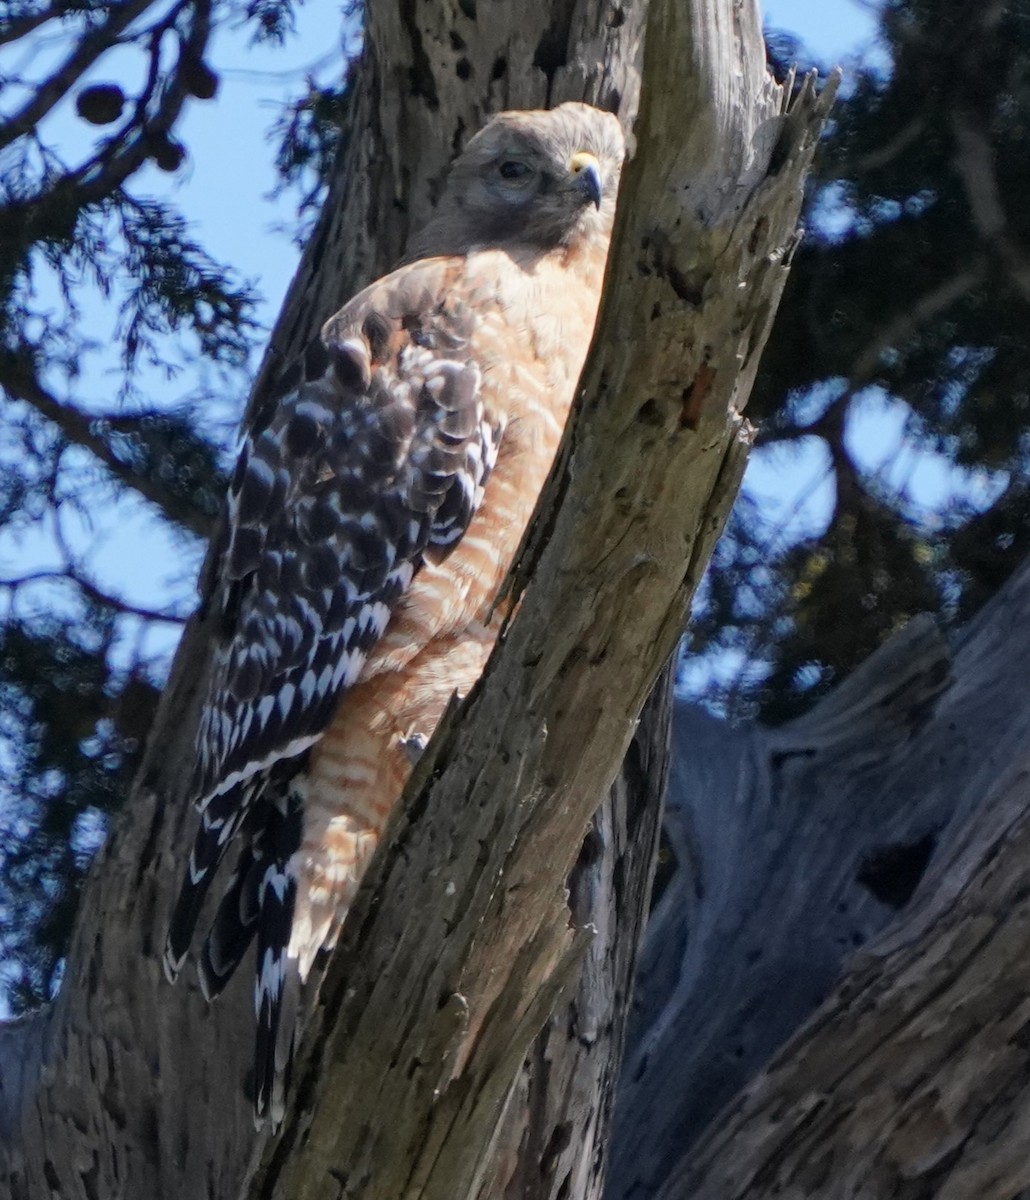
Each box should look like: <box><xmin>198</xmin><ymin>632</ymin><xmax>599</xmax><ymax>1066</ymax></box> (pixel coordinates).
<box><xmin>166</xmin><ymin>773</ymin><xmax>304</xmax><ymax>1126</ymax></box>
<box><xmin>197</xmin><ymin>836</ymin><xmax>262</xmax><ymax>1000</ymax></box>
<box><xmin>197</xmin><ymin>784</ymin><xmax>290</xmax><ymax>999</ymax></box>
<box><xmin>195</xmin><ymin>790</ymin><xmax>304</xmax><ymax>1126</ymax></box>
<box><xmin>243</xmin><ymin>792</ymin><xmax>304</xmax><ymax>1127</ymax></box>
<box><xmin>163</xmin><ymin>781</ymin><xmax>253</xmax><ymax>983</ymax></box>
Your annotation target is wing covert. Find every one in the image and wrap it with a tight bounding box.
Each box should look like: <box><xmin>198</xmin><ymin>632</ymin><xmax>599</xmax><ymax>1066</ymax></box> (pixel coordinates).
<box><xmin>191</xmin><ymin>271</ymin><xmax>503</xmax><ymax>807</ymax></box>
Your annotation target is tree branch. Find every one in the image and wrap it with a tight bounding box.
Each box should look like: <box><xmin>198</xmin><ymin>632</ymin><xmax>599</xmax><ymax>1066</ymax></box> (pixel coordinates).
<box><xmin>4</xmin><ymin>369</ymin><xmax>214</xmax><ymax>537</ymax></box>
<box><xmin>2</xmin><ymin>0</ymin><xmax>213</xmax><ymax>243</ymax></box>
<box><xmin>951</xmin><ymin>109</ymin><xmax>1030</xmax><ymax>304</ymax></box>
<box><xmin>0</xmin><ymin>0</ymin><xmax>158</xmax><ymax>151</ymax></box>
<box><xmin>607</xmin><ymin>615</ymin><xmax>955</xmax><ymax>1197</ymax></box>
<box><xmin>0</xmin><ymin>567</ymin><xmax>187</xmax><ymax>624</ymax></box>
<box><xmin>651</xmin><ymin>555</ymin><xmax>1030</xmax><ymax>1198</ymax></box>
<box><xmin>0</xmin><ymin>3</ymin><xmax>69</xmax><ymax>47</ymax></box>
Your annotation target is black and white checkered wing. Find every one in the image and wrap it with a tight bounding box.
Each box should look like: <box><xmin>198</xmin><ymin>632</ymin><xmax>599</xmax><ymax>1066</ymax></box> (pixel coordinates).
<box><xmin>164</xmin><ymin>271</ymin><xmax>504</xmax><ymax>981</ymax></box>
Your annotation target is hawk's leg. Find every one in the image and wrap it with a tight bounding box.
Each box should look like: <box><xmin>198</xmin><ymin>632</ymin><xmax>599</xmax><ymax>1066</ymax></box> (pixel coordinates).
<box><xmin>289</xmin><ymin>624</ymin><xmax>498</xmax><ymax>978</ymax></box>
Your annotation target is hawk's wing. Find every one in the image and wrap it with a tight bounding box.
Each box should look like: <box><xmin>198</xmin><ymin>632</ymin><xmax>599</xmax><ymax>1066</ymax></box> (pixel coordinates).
<box><xmin>193</xmin><ymin>260</ymin><xmax>504</xmax><ymax>807</ymax></box>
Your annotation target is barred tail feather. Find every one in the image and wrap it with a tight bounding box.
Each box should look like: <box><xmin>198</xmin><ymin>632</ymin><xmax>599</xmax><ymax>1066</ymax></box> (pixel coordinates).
<box><xmin>253</xmin><ymin>862</ymin><xmax>300</xmax><ymax>1127</ymax></box>
<box><xmin>163</xmin><ymin>783</ymin><xmax>252</xmax><ymax>982</ymax></box>
<box><xmin>198</xmin><ymin>840</ymin><xmax>263</xmax><ymax>1000</ymax></box>
<box><xmin>252</xmin><ymin>792</ymin><xmax>304</xmax><ymax>1127</ymax></box>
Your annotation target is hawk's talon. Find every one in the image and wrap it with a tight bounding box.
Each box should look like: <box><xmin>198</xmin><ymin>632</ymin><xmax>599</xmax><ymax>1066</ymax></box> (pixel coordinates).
<box><xmin>400</xmin><ymin>733</ymin><xmax>429</xmax><ymax>764</ymax></box>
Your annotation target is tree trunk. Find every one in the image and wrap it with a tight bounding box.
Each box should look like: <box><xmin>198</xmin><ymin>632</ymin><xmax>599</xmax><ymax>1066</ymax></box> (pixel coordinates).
<box><xmin>605</xmin><ymin>556</ymin><xmax>1030</xmax><ymax>1200</ymax></box>
<box><xmin>243</xmin><ymin>0</ymin><xmax>829</xmax><ymax>1193</ymax></box>
<box><xmin>470</xmin><ymin>668</ymin><xmax>675</xmax><ymax>1200</ymax></box>
<box><xmin>0</xmin><ymin>2</ymin><xmax>829</xmax><ymax>1198</ymax></box>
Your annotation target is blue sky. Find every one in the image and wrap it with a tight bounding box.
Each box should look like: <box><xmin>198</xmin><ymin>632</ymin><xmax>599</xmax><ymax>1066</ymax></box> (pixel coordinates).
<box><xmin>766</xmin><ymin>0</ymin><xmax>877</xmax><ymax>58</ymax></box>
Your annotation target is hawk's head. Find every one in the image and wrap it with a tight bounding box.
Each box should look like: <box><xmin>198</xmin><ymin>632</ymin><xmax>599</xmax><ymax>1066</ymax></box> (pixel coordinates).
<box><xmin>419</xmin><ymin>102</ymin><xmax>625</xmax><ymax>255</ymax></box>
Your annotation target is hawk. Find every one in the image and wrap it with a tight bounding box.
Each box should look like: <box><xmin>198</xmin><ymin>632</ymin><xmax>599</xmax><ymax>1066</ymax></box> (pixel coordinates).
<box><xmin>164</xmin><ymin>101</ymin><xmax>625</xmax><ymax>1125</ymax></box>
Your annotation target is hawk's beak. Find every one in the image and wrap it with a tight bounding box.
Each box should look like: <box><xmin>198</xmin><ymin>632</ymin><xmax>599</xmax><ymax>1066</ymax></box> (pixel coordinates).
<box><xmin>570</xmin><ymin>151</ymin><xmax>603</xmax><ymax>209</ymax></box>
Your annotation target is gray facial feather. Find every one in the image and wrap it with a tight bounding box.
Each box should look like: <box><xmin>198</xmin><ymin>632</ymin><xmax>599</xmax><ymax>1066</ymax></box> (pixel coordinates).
<box><xmin>407</xmin><ymin>102</ymin><xmax>625</xmax><ymax>259</ymax></box>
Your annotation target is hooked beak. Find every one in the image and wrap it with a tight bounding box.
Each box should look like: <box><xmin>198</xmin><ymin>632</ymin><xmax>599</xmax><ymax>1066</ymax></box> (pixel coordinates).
<box><xmin>570</xmin><ymin>151</ymin><xmax>603</xmax><ymax>209</ymax></box>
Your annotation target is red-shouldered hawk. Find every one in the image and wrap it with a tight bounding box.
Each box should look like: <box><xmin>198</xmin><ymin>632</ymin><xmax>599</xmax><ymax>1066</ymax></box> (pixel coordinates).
<box><xmin>164</xmin><ymin>102</ymin><xmax>625</xmax><ymax>1125</ymax></box>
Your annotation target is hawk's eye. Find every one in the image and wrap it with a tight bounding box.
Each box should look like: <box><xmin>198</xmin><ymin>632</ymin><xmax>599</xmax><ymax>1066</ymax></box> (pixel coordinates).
<box><xmin>497</xmin><ymin>159</ymin><xmax>532</xmax><ymax>182</ymax></box>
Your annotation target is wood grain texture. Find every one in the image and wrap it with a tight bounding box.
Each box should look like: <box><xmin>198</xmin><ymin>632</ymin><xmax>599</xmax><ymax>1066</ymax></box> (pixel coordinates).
<box><xmin>608</xmin><ymin>617</ymin><xmax>954</xmax><ymax>1198</ymax></box>
<box><xmin>616</xmin><ymin>558</ymin><xmax>1030</xmax><ymax>1200</ymax></box>
<box><xmin>477</xmin><ymin>668</ymin><xmax>675</xmax><ymax>1200</ymax></box>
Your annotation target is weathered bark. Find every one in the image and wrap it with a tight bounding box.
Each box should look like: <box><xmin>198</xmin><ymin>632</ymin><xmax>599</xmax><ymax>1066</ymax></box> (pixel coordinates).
<box><xmin>474</xmin><ymin>668</ymin><xmax>674</xmax><ymax>1200</ymax></box>
<box><xmin>0</xmin><ymin>2</ymin><xmax>829</xmax><ymax>1198</ymax></box>
<box><xmin>605</xmin><ymin>556</ymin><xmax>1030</xmax><ymax>1200</ymax></box>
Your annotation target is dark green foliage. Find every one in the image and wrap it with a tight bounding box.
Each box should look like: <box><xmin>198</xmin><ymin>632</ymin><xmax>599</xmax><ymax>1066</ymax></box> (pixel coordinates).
<box><xmin>688</xmin><ymin>0</ymin><xmax>1030</xmax><ymax>720</ymax></box>
<box><xmin>271</xmin><ymin>78</ymin><xmax>353</xmax><ymax>230</ymax></box>
<box><xmin>244</xmin><ymin>0</ymin><xmax>299</xmax><ymax>44</ymax></box>
<box><xmin>88</xmin><ymin>406</ymin><xmax>229</xmax><ymax>534</ymax></box>
<box><xmin>115</xmin><ymin>198</ymin><xmax>256</xmax><ymax>369</ymax></box>
<box><xmin>0</xmin><ymin>612</ymin><xmax>160</xmax><ymax>1012</ymax></box>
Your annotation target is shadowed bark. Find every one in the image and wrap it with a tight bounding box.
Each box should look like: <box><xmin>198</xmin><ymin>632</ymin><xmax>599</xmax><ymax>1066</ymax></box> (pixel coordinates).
<box><xmin>606</xmin><ymin>557</ymin><xmax>1030</xmax><ymax>1200</ymax></box>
